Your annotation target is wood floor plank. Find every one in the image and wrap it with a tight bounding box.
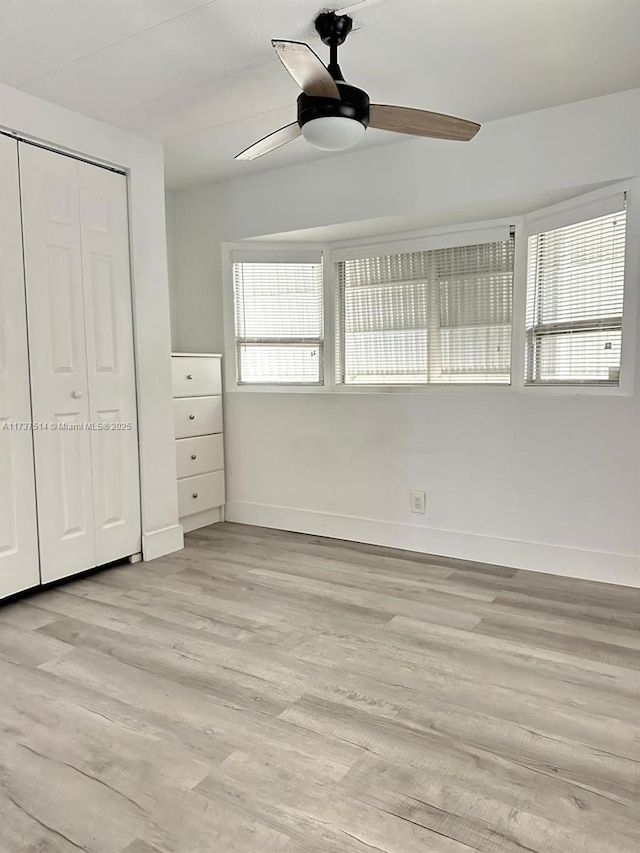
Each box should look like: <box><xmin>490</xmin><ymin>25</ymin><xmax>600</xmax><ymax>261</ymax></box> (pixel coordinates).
<box><xmin>1</xmin><ymin>521</ymin><xmax>639</xmax><ymax>853</ymax></box>
<box><xmin>237</xmin><ymin>567</ymin><xmax>483</xmax><ymax>631</ymax></box>
<box><xmin>195</xmin><ymin>751</ymin><xmax>477</xmax><ymax>853</ymax></box>
<box><xmin>0</xmin><ymin>655</ymin><xmax>232</xmax><ymax>775</ymax></box>
<box><xmin>467</xmin><ymin>599</ymin><xmax>640</xmax><ymax>652</ymax></box>
<box><xmin>0</xmin><ymin>600</ymin><xmax>61</xmax><ymax>630</ymax></box>
<box><xmin>493</xmin><ymin>589</ymin><xmax>640</xmax><ymax>631</ymax></box>
<box><xmin>0</xmin><ymin>789</ymin><xmax>83</xmax><ymax>853</ymax></box>
<box><xmin>279</xmin><ymin>692</ymin><xmax>640</xmax><ymax>803</ymax></box>
<box><xmin>121</xmin><ymin>842</ymin><xmax>165</xmax><ymax>853</ymax></box>
<box><xmin>448</xmin><ymin>566</ymin><xmax>640</xmax><ymax>612</ymax></box>
<box><xmin>0</xmin><ymin>738</ymin><xmax>142</xmax><ymax>852</ymax></box>
<box><xmin>282</xmin><ymin>615</ymin><xmax>640</xmax><ymax>732</ymax></box>
<box><xmin>473</xmin><ymin>614</ymin><xmax>640</xmax><ymax>670</ymax></box>
<box><xmin>0</xmin><ymin>620</ymin><xmax>75</xmax><ymax>668</ymax></box>
<box><xmin>342</xmin><ymin>764</ymin><xmax>638</xmax><ymax>853</ymax></box>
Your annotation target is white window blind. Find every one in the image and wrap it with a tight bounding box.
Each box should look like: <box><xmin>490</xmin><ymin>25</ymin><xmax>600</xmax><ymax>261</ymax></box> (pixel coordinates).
<box><xmin>525</xmin><ymin>207</ymin><xmax>627</xmax><ymax>385</ymax></box>
<box><xmin>336</xmin><ymin>239</ymin><xmax>514</xmax><ymax>385</ymax></box>
<box><xmin>233</xmin><ymin>260</ymin><xmax>323</xmax><ymax>384</ymax></box>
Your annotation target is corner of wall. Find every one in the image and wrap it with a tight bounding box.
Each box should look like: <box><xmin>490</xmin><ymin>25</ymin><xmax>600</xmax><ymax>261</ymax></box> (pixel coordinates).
<box><xmin>165</xmin><ymin>188</ymin><xmax>180</xmax><ymax>350</ymax></box>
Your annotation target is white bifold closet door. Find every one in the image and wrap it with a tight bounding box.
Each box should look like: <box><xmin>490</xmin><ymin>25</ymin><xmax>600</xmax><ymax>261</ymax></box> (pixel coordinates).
<box><xmin>19</xmin><ymin>142</ymin><xmax>141</xmax><ymax>584</ymax></box>
<box><xmin>0</xmin><ymin>136</ymin><xmax>40</xmax><ymax>597</ymax></box>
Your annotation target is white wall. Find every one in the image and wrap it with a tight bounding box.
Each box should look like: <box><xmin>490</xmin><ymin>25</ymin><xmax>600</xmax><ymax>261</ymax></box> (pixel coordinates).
<box><xmin>1</xmin><ymin>84</ymin><xmax>182</xmax><ymax>561</ymax></box>
<box><xmin>169</xmin><ymin>90</ymin><xmax>640</xmax><ymax>585</ymax></box>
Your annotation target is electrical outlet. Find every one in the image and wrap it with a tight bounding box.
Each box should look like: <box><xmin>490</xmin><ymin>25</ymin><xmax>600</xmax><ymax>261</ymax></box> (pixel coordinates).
<box><xmin>410</xmin><ymin>490</ymin><xmax>426</xmax><ymax>514</ymax></box>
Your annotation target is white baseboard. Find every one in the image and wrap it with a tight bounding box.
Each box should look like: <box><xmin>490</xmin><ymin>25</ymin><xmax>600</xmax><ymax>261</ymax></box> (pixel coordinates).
<box><xmin>181</xmin><ymin>507</ymin><xmax>224</xmax><ymax>533</ymax></box>
<box><xmin>142</xmin><ymin>524</ymin><xmax>184</xmax><ymax>561</ymax></box>
<box><xmin>225</xmin><ymin>501</ymin><xmax>639</xmax><ymax>588</ymax></box>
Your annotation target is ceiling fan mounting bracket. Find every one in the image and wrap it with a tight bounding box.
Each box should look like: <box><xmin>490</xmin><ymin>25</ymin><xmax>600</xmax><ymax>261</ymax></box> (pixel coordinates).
<box><xmin>314</xmin><ymin>12</ymin><xmax>353</xmax><ymax>46</ymax></box>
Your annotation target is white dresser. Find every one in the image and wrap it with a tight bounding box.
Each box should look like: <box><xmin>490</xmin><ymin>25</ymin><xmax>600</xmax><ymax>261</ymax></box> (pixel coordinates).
<box><xmin>172</xmin><ymin>353</ymin><xmax>225</xmax><ymax>533</ymax></box>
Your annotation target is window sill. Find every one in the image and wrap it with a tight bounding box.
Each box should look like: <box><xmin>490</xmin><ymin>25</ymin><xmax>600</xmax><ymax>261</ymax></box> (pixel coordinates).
<box><xmin>226</xmin><ymin>382</ymin><xmax>633</xmax><ymax>397</ymax></box>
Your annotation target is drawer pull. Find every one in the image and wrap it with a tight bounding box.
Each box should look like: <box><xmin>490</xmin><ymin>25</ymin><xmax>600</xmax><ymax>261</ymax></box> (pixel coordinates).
<box><xmin>191</xmin><ymin>454</ymin><xmax>197</xmax><ymax>460</ymax></box>
<box><xmin>192</xmin><ymin>492</ymin><xmax>198</xmax><ymax>499</ymax></box>
<box><xmin>187</xmin><ymin>373</ymin><xmax>193</xmax><ymax>380</ymax></box>
<box><xmin>189</xmin><ymin>414</ymin><xmax>195</xmax><ymax>420</ymax></box>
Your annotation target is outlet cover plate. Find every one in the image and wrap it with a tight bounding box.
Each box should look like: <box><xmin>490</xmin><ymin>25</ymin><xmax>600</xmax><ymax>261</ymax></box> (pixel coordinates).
<box><xmin>410</xmin><ymin>490</ymin><xmax>426</xmax><ymax>514</ymax></box>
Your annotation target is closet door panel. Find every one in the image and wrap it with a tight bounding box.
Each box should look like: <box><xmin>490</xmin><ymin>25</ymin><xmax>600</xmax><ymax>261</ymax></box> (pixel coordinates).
<box><xmin>78</xmin><ymin>161</ymin><xmax>141</xmax><ymax>564</ymax></box>
<box><xmin>0</xmin><ymin>135</ymin><xmax>40</xmax><ymax>597</ymax></box>
<box><xmin>19</xmin><ymin>142</ymin><xmax>96</xmax><ymax>583</ymax></box>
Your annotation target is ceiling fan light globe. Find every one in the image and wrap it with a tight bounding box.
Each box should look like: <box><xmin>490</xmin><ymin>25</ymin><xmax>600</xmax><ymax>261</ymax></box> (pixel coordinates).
<box><xmin>301</xmin><ymin>116</ymin><xmax>366</xmax><ymax>151</ymax></box>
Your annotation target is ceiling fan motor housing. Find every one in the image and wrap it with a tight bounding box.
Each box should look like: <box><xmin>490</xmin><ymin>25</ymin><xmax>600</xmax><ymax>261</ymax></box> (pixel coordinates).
<box><xmin>297</xmin><ymin>81</ymin><xmax>370</xmax><ymax>130</ymax></box>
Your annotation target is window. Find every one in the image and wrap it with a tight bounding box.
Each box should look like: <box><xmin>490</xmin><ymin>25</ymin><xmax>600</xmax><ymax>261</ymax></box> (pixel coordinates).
<box><xmin>525</xmin><ymin>205</ymin><xmax>627</xmax><ymax>385</ymax></box>
<box><xmin>233</xmin><ymin>258</ymin><xmax>323</xmax><ymax>384</ymax></box>
<box><xmin>228</xmin><ymin>191</ymin><xmax>633</xmax><ymax>393</ymax></box>
<box><xmin>336</xmin><ymin>238</ymin><xmax>514</xmax><ymax>385</ymax></box>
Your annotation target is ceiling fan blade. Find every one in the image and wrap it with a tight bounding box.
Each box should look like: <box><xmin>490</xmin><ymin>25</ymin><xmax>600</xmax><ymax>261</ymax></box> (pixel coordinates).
<box><xmin>235</xmin><ymin>122</ymin><xmax>301</xmax><ymax>161</ymax></box>
<box><xmin>272</xmin><ymin>40</ymin><xmax>341</xmax><ymax>99</ymax></box>
<box><xmin>369</xmin><ymin>104</ymin><xmax>480</xmax><ymax>141</ymax></box>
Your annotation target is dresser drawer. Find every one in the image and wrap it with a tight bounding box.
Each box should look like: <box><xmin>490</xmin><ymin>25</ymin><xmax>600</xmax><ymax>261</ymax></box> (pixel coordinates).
<box><xmin>173</xmin><ymin>396</ymin><xmax>222</xmax><ymax>439</ymax></box>
<box><xmin>172</xmin><ymin>356</ymin><xmax>221</xmax><ymax>398</ymax></box>
<box><xmin>176</xmin><ymin>434</ymin><xmax>224</xmax><ymax>479</ymax></box>
<box><xmin>178</xmin><ymin>471</ymin><xmax>225</xmax><ymax>517</ymax></box>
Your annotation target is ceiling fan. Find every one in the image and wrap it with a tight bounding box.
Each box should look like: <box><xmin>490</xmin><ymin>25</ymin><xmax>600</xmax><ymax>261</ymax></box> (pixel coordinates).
<box><xmin>236</xmin><ymin>10</ymin><xmax>480</xmax><ymax>161</ymax></box>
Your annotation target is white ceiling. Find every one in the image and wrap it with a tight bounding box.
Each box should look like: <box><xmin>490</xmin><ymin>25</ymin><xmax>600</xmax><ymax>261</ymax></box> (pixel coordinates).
<box><xmin>2</xmin><ymin>0</ymin><xmax>639</xmax><ymax>190</ymax></box>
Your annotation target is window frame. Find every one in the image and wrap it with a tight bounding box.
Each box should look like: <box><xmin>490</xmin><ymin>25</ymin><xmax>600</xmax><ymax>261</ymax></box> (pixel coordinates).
<box><xmin>227</xmin><ymin>245</ymin><xmax>326</xmax><ymax>388</ymax></box>
<box><xmin>524</xmin><ymin>200</ymin><xmax>626</xmax><ymax>387</ymax></box>
<box><xmin>334</xmin><ymin>231</ymin><xmax>516</xmax><ymax>387</ymax></box>
<box><xmin>520</xmin><ymin>182</ymin><xmax>637</xmax><ymax>396</ymax></box>
<box><xmin>222</xmin><ymin>181</ymin><xmax>637</xmax><ymax>397</ymax></box>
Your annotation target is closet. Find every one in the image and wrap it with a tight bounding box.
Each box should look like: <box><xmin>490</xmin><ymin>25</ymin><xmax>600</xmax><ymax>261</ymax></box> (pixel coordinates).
<box><xmin>0</xmin><ymin>134</ymin><xmax>141</xmax><ymax>597</ymax></box>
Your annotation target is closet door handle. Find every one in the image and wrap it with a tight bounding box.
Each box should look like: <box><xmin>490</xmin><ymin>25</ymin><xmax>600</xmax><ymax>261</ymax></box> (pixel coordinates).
<box><xmin>189</xmin><ymin>414</ymin><xmax>195</xmax><ymax>420</ymax></box>
<box><xmin>192</xmin><ymin>492</ymin><xmax>198</xmax><ymax>499</ymax></box>
<box><xmin>72</xmin><ymin>390</ymin><xmax>83</xmax><ymax>399</ymax></box>
<box><xmin>186</xmin><ymin>373</ymin><xmax>194</xmax><ymax>380</ymax></box>
<box><xmin>191</xmin><ymin>454</ymin><xmax>197</xmax><ymax>460</ymax></box>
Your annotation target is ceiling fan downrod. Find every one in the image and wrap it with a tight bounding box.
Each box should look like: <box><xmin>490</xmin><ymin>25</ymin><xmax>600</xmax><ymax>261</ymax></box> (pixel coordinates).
<box><xmin>294</xmin><ymin>10</ymin><xmax>369</xmax><ymax>149</ymax></box>
<box><xmin>314</xmin><ymin>12</ymin><xmax>353</xmax><ymax>81</ymax></box>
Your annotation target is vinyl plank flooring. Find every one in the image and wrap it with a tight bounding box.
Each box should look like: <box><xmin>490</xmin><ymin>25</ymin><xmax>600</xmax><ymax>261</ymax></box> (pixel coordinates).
<box><xmin>341</xmin><ymin>765</ymin><xmax>637</xmax><ymax>853</ymax></box>
<box><xmin>340</xmin><ymin>754</ymin><xmax>640</xmax><ymax>846</ymax></box>
<box><xmin>472</xmin><ymin>613</ymin><xmax>640</xmax><ymax>669</ymax></box>
<box><xmin>283</xmin><ymin>616</ymin><xmax>640</xmax><ymax>729</ymax></box>
<box><xmin>492</xmin><ymin>589</ymin><xmax>640</xmax><ymax>631</ymax></box>
<box><xmin>0</xmin><ymin>620</ymin><xmax>75</xmax><ymax>668</ymax></box>
<box><xmin>194</xmin><ymin>753</ymin><xmax>478</xmax><ymax>853</ymax></box>
<box><xmin>0</xmin><ymin>789</ymin><xmax>83</xmax><ymax>853</ymax></box>
<box><xmin>1</xmin><ymin>521</ymin><xmax>639</xmax><ymax>853</ymax></box>
<box><xmin>0</xmin><ymin>600</ymin><xmax>61</xmax><ymax>630</ymax></box>
<box><xmin>468</xmin><ymin>599</ymin><xmax>640</xmax><ymax>651</ymax></box>
<box><xmin>121</xmin><ymin>843</ymin><xmax>164</xmax><ymax>853</ymax></box>
<box><xmin>448</xmin><ymin>566</ymin><xmax>640</xmax><ymax>612</ymax></box>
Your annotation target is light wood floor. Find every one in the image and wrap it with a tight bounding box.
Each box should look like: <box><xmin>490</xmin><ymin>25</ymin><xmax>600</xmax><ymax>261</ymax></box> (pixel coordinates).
<box><xmin>1</xmin><ymin>523</ymin><xmax>639</xmax><ymax>853</ymax></box>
